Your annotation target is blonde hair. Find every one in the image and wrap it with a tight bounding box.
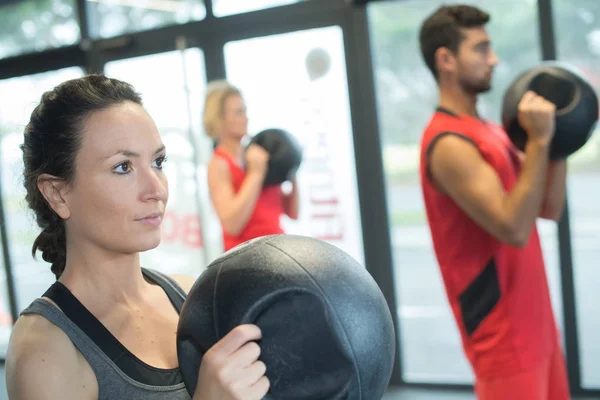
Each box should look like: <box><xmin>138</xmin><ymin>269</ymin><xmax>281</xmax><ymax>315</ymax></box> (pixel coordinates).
<box><xmin>203</xmin><ymin>80</ymin><xmax>242</xmax><ymax>140</ymax></box>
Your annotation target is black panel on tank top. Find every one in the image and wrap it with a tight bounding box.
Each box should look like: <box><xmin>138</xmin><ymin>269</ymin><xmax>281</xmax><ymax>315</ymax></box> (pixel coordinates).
<box><xmin>43</xmin><ymin>270</ymin><xmax>184</xmax><ymax>386</ymax></box>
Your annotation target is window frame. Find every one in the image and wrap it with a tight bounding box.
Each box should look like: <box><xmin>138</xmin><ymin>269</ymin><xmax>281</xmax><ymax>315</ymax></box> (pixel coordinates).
<box><xmin>0</xmin><ymin>0</ymin><xmax>597</xmax><ymax>397</ymax></box>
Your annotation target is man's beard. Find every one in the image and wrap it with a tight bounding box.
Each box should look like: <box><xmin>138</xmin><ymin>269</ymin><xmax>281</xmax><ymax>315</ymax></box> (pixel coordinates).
<box><xmin>459</xmin><ymin>74</ymin><xmax>492</xmax><ymax>94</ymax></box>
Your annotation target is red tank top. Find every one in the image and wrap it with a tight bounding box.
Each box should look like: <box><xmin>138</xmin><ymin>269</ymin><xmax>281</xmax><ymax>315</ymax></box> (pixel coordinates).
<box><xmin>419</xmin><ymin>108</ymin><xmax>558</xmax><ymax>378</ymax></box>
<box><xmin>213</xmin><ymin>148</ymin><xmax>284</xmax><ymax>251</ymax></box>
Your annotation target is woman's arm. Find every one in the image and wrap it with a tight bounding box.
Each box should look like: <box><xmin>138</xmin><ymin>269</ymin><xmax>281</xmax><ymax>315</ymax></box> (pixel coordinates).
<box><xmin>7</xmin><ymin>314</ymin><xmax>97</xmax><ymax>399</ymax></box>
<box><xmin>207</xmin><ymin>156</ymin><xmax>265</xmax><ymax>237</ymax></box>
<box><xmin>282</xmin><ymin>179</ymin><xmax>299</xmax><ymax>220</ymax></box>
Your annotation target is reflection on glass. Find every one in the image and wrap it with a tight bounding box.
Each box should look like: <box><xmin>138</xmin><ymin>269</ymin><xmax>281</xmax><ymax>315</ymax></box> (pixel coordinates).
<box><xmin>224</xmin><ymin>26</ymin><xmax>365</xmax><ymax>265</ymax></box>
<box><xmin>368</xmin><ymin>0</ymin><xmax>563</xmax><ymax>383</ymax></box>
<box><xmin>87</xmin><ymin>0</ymin><xmax>206</xmax><ymax>39</ymax></box>
<box><xmin>105</xmin><ymin>48</ymin><xmax>222</xmax><ymax>276</ymax></box>
<box><xmin>553</xmin><ymin>0</ymin><xmax>600</xmax><ymax>389</ymax></box>
<box><xmin>0</xmin><ymin>0</ymin><xmax>80</xmax><ymax>59</ymax></box>
<box><xmin>0</xmin><ymin>67</ymin><xmax>84</xmax><ymax>317</ymax></box>
<box><xmin>213</xmin><ymin>0</ymin><xmax>306</xmax><ymax>17</ymax></box>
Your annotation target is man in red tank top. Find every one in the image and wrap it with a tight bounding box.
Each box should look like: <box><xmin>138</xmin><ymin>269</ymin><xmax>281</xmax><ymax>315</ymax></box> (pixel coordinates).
<box><xmin>418</xmin><ymin>5</ymin><xmax>570</xmax><ymax>399</ymax></box>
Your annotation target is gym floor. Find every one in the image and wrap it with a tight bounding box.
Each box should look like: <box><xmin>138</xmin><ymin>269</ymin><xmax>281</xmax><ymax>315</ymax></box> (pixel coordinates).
<box><xmin>383</xmin><ymin>387</ymin><xmax>600</xmax><ymax>399</ymax></box>
<box><xmin>0</xmin><ymin>366</ymin><xmax>597</xmax><ymax>400</ymax></box>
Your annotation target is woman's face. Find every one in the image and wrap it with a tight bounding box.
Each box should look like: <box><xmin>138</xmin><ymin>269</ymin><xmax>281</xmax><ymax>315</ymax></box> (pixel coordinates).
<box><xmin>221</xmin><ymin>94</ymin><xmax>248</xmax><ymax>140</ymax></box>
<box><xmin>63</xmin><ymin>101</ymin><xmax>169</xmax><ymax>254</ymax></box>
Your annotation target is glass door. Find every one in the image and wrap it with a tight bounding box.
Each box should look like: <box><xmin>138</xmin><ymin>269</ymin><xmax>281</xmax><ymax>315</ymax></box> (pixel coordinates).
<box><xmin>223</xmin><ymin>25</ymin><xmax>365</xmax><ymax>265</ymax></box>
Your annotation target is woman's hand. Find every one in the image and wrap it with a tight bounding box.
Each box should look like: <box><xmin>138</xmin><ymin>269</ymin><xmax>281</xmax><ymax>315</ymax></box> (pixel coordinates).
<box><xmin>245</xmin><ymin>144</ymin><xmax>270</xmax><ymax>177</ymax></box>
<box><xmin>193</xmin><ymin>324</ymin><xmax>269</xmax><ymax>400</ymax></box>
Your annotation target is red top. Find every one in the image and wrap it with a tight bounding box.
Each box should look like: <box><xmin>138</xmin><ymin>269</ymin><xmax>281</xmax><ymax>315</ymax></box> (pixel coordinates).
<box><xmin>213</xmin><ymin>148</ymin><xmax>284</xmax><ymax>251</ymax></box>
<box><xmin>419</xmin><ymin>108</ymin><xmax>558</xmax><ymax>378</ymax></box>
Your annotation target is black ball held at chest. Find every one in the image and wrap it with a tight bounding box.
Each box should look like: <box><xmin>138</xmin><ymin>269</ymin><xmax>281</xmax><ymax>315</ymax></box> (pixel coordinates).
<box><xmin>501</xmin><ymin>62</ymin><xmax>598</xmax><ymax>159</ymax></box>
<box><xmin>176</xmin><ymin>234</ymin><xmax>396</xmax><ymax>400</ymax></box>
<box><xmin>248</xmin><ymin>128</ymin><xmax>303</xmax><ymax>186</ymax></box>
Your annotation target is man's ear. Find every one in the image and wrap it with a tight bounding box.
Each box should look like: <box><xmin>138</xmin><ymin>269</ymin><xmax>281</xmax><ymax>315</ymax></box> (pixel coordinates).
<box><xmin>435</xmin><ymin>47</ymin><xmax>457</xmax><ymax>75</ymax></box>
<box><xmin>36</xmin><ymin>174</ymin><xmax>71</xmax><ymax>220</ymax></box>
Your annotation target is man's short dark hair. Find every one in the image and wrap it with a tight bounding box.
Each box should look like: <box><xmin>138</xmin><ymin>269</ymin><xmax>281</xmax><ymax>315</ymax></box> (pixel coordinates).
<box><xmin>419</xmin><ymin>5</ymin><xmax>490</xmax><ymax>80</ymax></box>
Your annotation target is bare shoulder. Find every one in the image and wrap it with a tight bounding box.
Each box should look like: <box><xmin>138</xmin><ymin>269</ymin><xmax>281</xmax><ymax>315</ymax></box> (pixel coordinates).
<box><xmin>170</xmin><ymin>274</ymin><xmax>199</xmax><ymax>294</ymax></box>
<box><xmin>208</xmin><ymin>155</ymin><xmax>229</xmax><ymax>176</ymax></box>
<box><xmin>6</xmin><ymin>306</ymin><xmax>97</xmax><ymax>399</ymax></box>
<box><xmin>428</xmin><ymin>133</ymin><xmax>485</xmax><ymax>190</ymax></box>
<box><xmin>429</xmin><ymin>132</ymin><xmax>481</xmax><ymax>167</ymax></box>
<box><xmin>8</xmin><ymin>310</ymin><xmax>75</xmax><ymax>369</ymax></box>
<box><xmin>207</xmin><ymin>156</ymin><xmax>233</xmax><ymax>193</ymax></box>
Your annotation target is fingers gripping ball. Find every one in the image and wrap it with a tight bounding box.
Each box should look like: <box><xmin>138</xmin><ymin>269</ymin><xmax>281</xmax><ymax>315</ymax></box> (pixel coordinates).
<box><xmin>176</xmin><ymin>234</ymin><xmax>396</xmax><ymax>400</ymax></box>
<box><xmin>502</xmin><ymin>62</ymin><xmax>599</xmax><ymax>159</ymax></box>
<box><xmin>249</xmin><ymin>128</ymin><xmax>303</xmax><ymax>187</ymax></box>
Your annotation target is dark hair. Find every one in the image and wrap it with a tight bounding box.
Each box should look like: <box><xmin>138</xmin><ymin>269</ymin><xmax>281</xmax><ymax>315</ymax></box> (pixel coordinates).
<box><xmin>419</xmin><ymin>5</ymin><xmax>490</xmax><ymax>80</ymax></box>
<box><xmin>21</xmin><ymin>74</ymin><xmax>143</xmax><ymax>279</ymax></box>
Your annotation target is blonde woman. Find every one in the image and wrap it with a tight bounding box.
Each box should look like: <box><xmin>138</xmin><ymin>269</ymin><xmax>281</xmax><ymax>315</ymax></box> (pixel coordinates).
<box><xmin>204</xmin><ymin>81</ymin><xmax>299</xmax><ymax>251</ymax></box>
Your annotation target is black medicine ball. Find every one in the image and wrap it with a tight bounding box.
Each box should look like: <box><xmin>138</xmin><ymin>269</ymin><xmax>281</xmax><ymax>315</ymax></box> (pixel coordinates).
<box><xmin>501</xmin><ymin>62</ymin><xmax>598</xmax><ymax>159</ymax></box>
<box><xmin>177</xmin><ymin>234</ymin><xmax>396</xmax><ymax>400</ymax></box>
<box><xmin>249</xmin><ymin>128</ymin><xmax>303</xmax><ymax>186</ymax></box>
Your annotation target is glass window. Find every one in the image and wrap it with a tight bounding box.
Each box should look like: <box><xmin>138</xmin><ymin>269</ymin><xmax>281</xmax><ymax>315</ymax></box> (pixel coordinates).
<box><xmin>105</xmin><ymin>48</ymin><xmax>222</xmax><ymax>276</ymax></box>
<box><xmin>86</xmin><ymin>0</ymin><xmax>206</xmax><ymax>39</ymax></box>
<box><xmin>213</xmin><ymin>0</ymin><xmax>307</xmax><ymax>17</ymax></box>
<box><xmin>553</xmin><ymin>0</ymin><xmax>600</xmax><ymax>389</ymax></box>
<box><xmin>0</xmin><ymin>0</ymin><xmax>80</xmax><ymax>59</ymax></box>
<box><xmin>224</xmin><ymin>26</ymin><xmax>365</xmax><ymax>265</ymax></box>
<box><xmin>368</xmin><ymin>0</ymin><xmax>563</xmax><ymax>383</ymax></box>
<box><xmin>0</xmin><ymin>67</ymin><xmax>84</xmax><ymax>316</ymax></box>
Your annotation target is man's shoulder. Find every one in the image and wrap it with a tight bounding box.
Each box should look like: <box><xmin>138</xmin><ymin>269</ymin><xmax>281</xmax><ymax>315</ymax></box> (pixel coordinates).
<box><xmin>424</xmin><ymin>111</ymin><xmax>475</xmax><ymax>137</ymax></box>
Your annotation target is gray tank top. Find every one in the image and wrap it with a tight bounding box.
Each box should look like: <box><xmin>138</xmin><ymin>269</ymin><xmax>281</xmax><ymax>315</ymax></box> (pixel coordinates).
<box><xmin>20</xmin><ymin>268</ymin><xmax>193</xmax><ymax>400</ymax></box>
